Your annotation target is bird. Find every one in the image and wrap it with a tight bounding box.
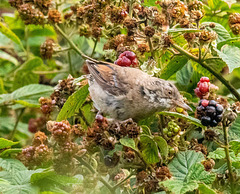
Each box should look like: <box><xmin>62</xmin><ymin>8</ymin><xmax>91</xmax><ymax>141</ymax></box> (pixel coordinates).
<box><xmin>86</xmin><ymin>59</ymin><xmax>192</xmax><ymax>121</ymax></box>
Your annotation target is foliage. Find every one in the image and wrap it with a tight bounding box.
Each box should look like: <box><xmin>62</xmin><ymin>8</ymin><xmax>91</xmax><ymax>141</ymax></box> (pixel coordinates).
<box><xmin>1</xmin><ymin>0</ymin><xmax>240</xmax><ymax>193</ymax></box>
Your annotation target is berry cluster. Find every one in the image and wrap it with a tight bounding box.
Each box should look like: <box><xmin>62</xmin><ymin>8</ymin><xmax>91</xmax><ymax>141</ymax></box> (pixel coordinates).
<box><xmin>28</xmin><ymin>117</ymin><xmax>46</xmax><ymax>133</ymax></box>
<box><xmin>136</xmin><ymin>170</ymin><xmax>160</xmax><ymax>193</ymax></box>
<box><xmin>50</xmin><ymin>75</ymin><xmax>76</xmax><ymax>108</ymax></box>
<box><xmin>39</xmin><ymin>97</ymin><xmax>53</xmax><ymax>115</ymax></box>
<box><xmin>9</xmin><ymin>0</ymin><xmax>62</xmax><ymax>25</ymax></box>
<box><xmin>196</xmin><ymin>99</ymin><xmax>223</xmax><ymax>127</ymax></box>
<box><xmin>46</xmin><ymin>120</ymin><xmax>84</xmax><ymax>174</ymax></box>
<box><xmin>108</xmin><ymin>119</ymin><xmax>140</xmax><ymax>140</ymax></box>
<box><xmin>115</xmin><ymin>51</ymin><xmax>138</xmax><ymax>67</ymax></box>
<box><xmin>163</xmin><ymin>121</ymin><xmax>180</xmax><ymax>138</ymax></box>
<box><xmin>188</xmin><ymin>139</ymin><xmax>207</xmax><ymax>155</ymax></box>
<box><xmin>104</xmin><ymin>152</ymin><xmax>120</xmax><ymax>167</ymax></box>
<box><xmin>229</xmin><ymin>13</ymin><xmax>240</xmax><ymax>35</ymax></box>
<box><xmin>123</xmin><ymin>147</ymin><xmax>135</xmax><ymax>162</ymax></box>
<box><xmin>18</xmin><ymin>131</ymin><xmax>52</xmax><ymax>168</ymax></box>
<box><xmin>40</xmin><ymin>39</ymin><xmax>54</xmax><ymax>59</ymax></box>
<box><xmin>47</xmin><ymin>120</ymin><xmax>72</xmax><ymax>143</ymax></box>
<box><xmin>155</xmin><ymin>166</ymin><xmax>172</xmax><ymax>181</ymax></box>
<box><xmin>194</xmin><ymin>77</ymin><xmax>218</xmax><ymax>99</ymax></box>
<box><xmin>202</xmin><ymin>159</ymin><xmax>215</xmax><ymax>172</ymax></box>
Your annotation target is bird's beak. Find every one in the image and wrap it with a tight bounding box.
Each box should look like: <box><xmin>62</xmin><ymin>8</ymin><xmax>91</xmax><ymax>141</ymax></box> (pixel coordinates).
<box><xmin>174</xmin><ymin>100</ymin><xmax>193</xmax><ymax>112</ymax></box>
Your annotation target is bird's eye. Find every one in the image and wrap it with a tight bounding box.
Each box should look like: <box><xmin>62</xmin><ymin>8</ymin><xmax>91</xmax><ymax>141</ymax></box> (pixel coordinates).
<box><xmin>168</xmin><ymin>91</ymin><xmax>172</xmax><ymax>95</ymax></box>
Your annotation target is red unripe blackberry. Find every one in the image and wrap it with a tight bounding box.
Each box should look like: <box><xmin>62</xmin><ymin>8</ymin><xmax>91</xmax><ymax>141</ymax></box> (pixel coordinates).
<box><xmin>115</xmin><ymin>51</ymin><xmax>138</xmax><ymax>67</ymax></box>
<box><xmin>200</xmin><ymin>77</ymin><xmax>210</xmax><ymax>83</ymax></box>
<box><xmin>194</xmin><ymin>88</ymin><xmax>203</xmax><ymax>98</ymax></box>
<box><xmin>198</xmin><ymin>82</ymin><xmax>209</xmax><ymax>93</ymax></box>
<box><xmin>201</xmin><ymin>99</ymin><xmax>209</xmax><ymax>107</ymax></box>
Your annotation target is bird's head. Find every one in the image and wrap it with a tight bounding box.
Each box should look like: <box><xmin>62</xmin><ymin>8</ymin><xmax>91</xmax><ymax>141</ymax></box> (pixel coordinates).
<box><xmin>164</xmin><ymin>82</ymin><xmax>193</xmax><ymax>112</ymax></box>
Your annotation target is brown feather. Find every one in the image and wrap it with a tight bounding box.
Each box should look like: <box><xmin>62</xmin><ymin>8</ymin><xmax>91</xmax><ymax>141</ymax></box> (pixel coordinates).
<box><xmin>86</xmin><ymin>60</ymin><xmax>127</xmax><ymax>95</ymax></box>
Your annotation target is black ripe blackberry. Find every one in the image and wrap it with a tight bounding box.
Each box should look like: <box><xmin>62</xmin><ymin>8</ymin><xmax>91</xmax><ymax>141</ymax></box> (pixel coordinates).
<box><xmin>196</xmin><ymin>99</ymin><xmax>223</xmax><ymax>127</ymax></box>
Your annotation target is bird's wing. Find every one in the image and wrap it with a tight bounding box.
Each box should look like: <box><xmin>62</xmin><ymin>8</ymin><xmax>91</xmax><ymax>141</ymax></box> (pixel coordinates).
<box><xmin>86</xmin><ymin>60</ymin><xmax>128</xmax><ymax>96</ymax></box>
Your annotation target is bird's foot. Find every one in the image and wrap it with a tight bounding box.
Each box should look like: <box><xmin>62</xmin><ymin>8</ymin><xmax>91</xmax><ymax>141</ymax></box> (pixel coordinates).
<box><xmin>95</xmin><ymin>111</ymin><xmax>104</xmax><ymax>122</ymax></box>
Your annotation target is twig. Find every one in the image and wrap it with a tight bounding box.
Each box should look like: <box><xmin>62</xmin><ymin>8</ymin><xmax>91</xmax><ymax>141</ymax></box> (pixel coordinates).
<box><xmin>223</xmin><ymin>124</ymin><xmax>236</xmax><ymax>194</ymax></box>
<box><xmin>91</xmin><ymin>39</ymin><xmax>98</xmax><ymax>57</ymax></box>
<box><xmin>171</xmin><ymin>43</ymin><xmax>240</xmax><ymax>101</ymax></box>
<box><xmin>147</xmin><ymin>37</ymin><xmax>155</xmax><ymax>59</ymax></box>
<box><xmin>67</xmin><ymin>51</ymin><xmax>74</xmax><ymax>76</ymax></box>
<box><xmin>10</xmin><ymin>108</ymin><xmax>25</xmax><ymax>140</ymax></box>
<box><xmin>33</xmin><ymin>70</ymin><xmax>67</xmax><ymax>74</ymax></box>
<box><xmin>113</xmin><ymin>172</ymin><xmax>134</xmax><ymax>190</ymax></box>
<box><xmin>129</xmin><ymin>0</ymin><xmax>133</xmax><ymax>18</ymax></box>
<box><xmin>76</xmin><ymin>157</ymin><xmax>115</xmax><ymax>193</ymax></box>
<box><xmin>54</xmin><ymin>47</ymin><xmax>72</xmax><ymax>53</ymax></box>
<box><xmin>54</xmin><ymin>24</ymin><xmax>99</xmax><ymax>63</ymax></box>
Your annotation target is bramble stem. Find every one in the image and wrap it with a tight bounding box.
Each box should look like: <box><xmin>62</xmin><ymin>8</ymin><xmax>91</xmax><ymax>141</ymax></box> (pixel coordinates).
<box><xmin>10</xmin><ymin>108</ymin><xmax>25</xmax><ymax>140</ymax></box>
<box><xmin>147</xmin><ymin>37</ymin><xmax>155</xmax><ymax>59</ymax></box>
<box><xmin>223</xmin><ymin>125</ymin><xmax>236</xmax><ymax>194</ymax></box>
<box><xmin>113</xmin><ymin>172</ymin><xmax>134</xmax><ymax>190</ymax></box>
<box><xmin>171</xmin><ymin>43</ymin><xmax>240</xmax><ymax>101</ymax></box>
<box><xmin>91</xmin><ymin>39</ymin><xmax>98</xmax><ymax>57</ymax></box>
<box><xmin>54</xmin><ymin>24</ymin><xmax>99</xmax><ymax>63</ymax></box>
<box><xmin>67</xmin><ymin>51</ymin><xmax>74</xmax><ymax>76</ymax></box>
<box><xmin>129</xmin><ymin>0</ymin><xmax>133</xmax><ymax>18</ymax></box>
<box><xmin>76</xmin><ymin>157</ymin><xmax>115</xmax><ymax>193</ymax></box>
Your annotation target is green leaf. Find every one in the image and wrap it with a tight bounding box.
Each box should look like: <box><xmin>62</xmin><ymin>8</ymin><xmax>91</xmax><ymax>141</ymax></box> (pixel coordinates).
<box><xmin>0</xmin><ymin>148</ymin><xmax>22</xmax><ymax>158</ymax></box>
<box><xmin>0</xmin><ymin>50</ymin><xmax>18</xmax><ymax>65</ymax></box>
<box><xmin>0</xmin><ymin>138</ymin><xmax>18</xmax><ymax>149</ymax></box>
<box><xmin>0</xmin><ymin>183</ymin><xmax>39</xmax><ymax>194</ymax></box>
<box><xmin>158</xmin><ymin>112</ymin><xmax>203</xmax><ymax>128</ymax></box>
<box><xmin>160</xmin><ymin>56</ymin><xmax>188</xmax><ymax>80</ymax></box>
<box><xmin>176</xmin><ymin>61</ymin><xmax>194</xmax><ymax>86</ymax></box>
<box><xmin>208</xmin><ymin>148</ymin><xmax>225</xmax><ymax>159</ymax></box>
<box><xmin>215</xmin><ymin>45</ymin><xmax>240</xmax><ymax>73</ymax></box>
<box><xmin>0</xmin><ymin>78</ymin><xmax>7</xmax><ymax>94</ymax></box>
<box><xmin>143</xmin><ymin>0</ymin><xmax>156</xmax><ymax>6</ymax></box>
<box><xmin>229</xmin><ymin>115</ymin><xmax>240</xmax><ymax>140</ymax></box>
<box><xmin>30</xmin><ymin>168</ymin><xmax>55</xmax><ymax>183</ymax></box>
<box><xmin>0</xmin><ymin>158</ymin><xmax>27</xmax><ymax>172</ymax></box>
<box><xmin>0</xmin><ymin>22</ymin><xmax>24</xmax><ymax>49</ymax></box>
<box><xmin>207</xmin><ymin>0</ymin><xmax>229</xmax><ymax>12</ymax></box>
<box><xmin>203</xmin><ymin>58</ymin><xmax>226</xmax><ymax>73</ymax></box>
<box><xmin>140</xmin><ymin>134</ymin><xmax>160</xmax><ymax>164</ymax></box>
<box><xmin>119</xmin><ymin>137</ymin><xmax>137</xmax><ymax>151</ymax></box>
<box><xmin>202</xmin><ymin>22</ymin><xmax>231</xmax><ymax>43</ymax></box>
<box><xmin>217</xmin><ymin>37</ymin><xmax>240</xmax><ymax>50</ymax></box>
<box><xmin>57</xmin><ymin>84</ymin><xmax>89</xmax><ymax>121</ymax></box>
<box><xmin>230</xmin><ymin>140</ymin><xmax>240</xmax><ymax>155</ymax></box>
<box><xmin>208</xmin><ymin>148</ymin><xmax>240</xmax><ymax>162</ymax></box>
<box><xmin>28</xmin><ymin>25</ymin><xmax>56</xmax><ymax>38</ymax></box>
<box><xmin>153</xmin><ymin>136</ymin><xmax>168</xmax><ymax>159</ymax></box>
<box><xmin>198</xmin><ymin>183</ymin><xmax>216</xmax><ymax>194</ymax></box>
<box><xmin>0</xmin><ymin>169</ymin><xmax>42</xmax><ymax>194</ymax></box>
<box><xmin>0</xmin><ymin>84</ymin><xmax>53</xmax><ymax>106</ymax></box>
<box><xmin>14</xmin><ymin>100</ymin><xmax>40</xmax><ymax>108</ymax></box>
<box><xmin>81</xmin><ymin>102</ymin><xmax>95</xmax><ymax>126</ymax></box>
<box><xmin>168</xmin><ymin>150</ymin><xmax>205</xmax><ymax>181</ymax></box>
<box><xmin>162</xmin><ymin>180</ymin><xmax>198</xmax><ymax>194</ymax></box>
<box><xmin>191</xmin><ymin>60</ymin><xmax>212</xmax><ymax>78</ymax></box>
<box><xmin>141</xmin><ymin>125</ymin><xmax>151</xmax><ymax>136</ymax></box>
<box><xmin>163</xmin><ymin>151</ymin><xmax>214</xmax><ymax>194</ymax></box>
<box><xmin>86</xmin><ymin>38</ymin><xmax>107</xmax><ymax>55</ymax></box>
<box><xmin>13</xmin><ymin>57</ymin><xmax>43</xmax><ymax>90</ymax></box>
<box><xmin>186</xmin><ymin>163</ymin><xmax>215</xmax><ymax>184</ymax></box>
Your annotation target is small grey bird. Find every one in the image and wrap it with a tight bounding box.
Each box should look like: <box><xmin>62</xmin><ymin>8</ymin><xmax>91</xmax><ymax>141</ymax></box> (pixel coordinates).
<box><xmin>86</xmin><ymin>60</ymin><xmax>192</xmax><ymax>121</ymax></box>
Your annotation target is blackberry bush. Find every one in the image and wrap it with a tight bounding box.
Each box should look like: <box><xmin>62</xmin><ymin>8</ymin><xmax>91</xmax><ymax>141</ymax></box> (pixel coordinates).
<box><xmin>2</xmin><ymin>0</ymin><xmax>240</xmax><ymax>193</ymax></box>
